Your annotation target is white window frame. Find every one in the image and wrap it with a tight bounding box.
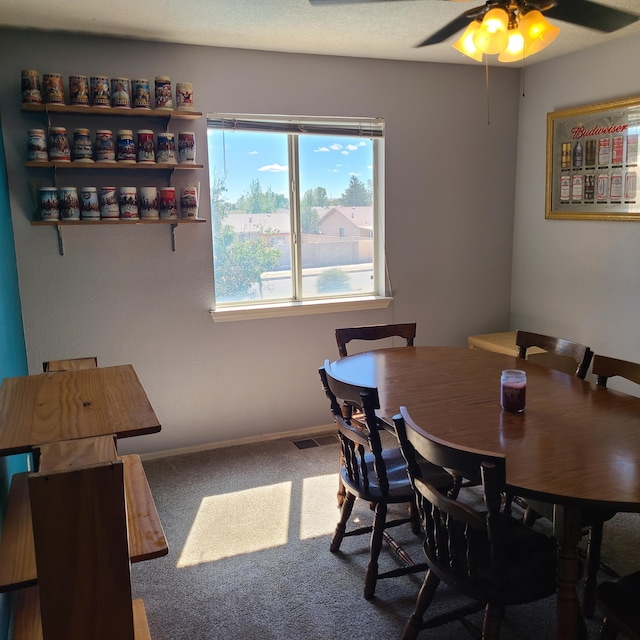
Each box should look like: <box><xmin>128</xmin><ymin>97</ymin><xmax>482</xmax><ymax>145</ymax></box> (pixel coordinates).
<box><xmin>207</xmin><ymin>114</ymin><xmax>391</xmax><ymax>322</ymax></box>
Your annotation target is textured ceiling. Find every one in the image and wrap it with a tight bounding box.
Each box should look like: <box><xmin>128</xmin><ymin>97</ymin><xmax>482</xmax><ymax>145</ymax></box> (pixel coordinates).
<box><xmin>2</xmin><ymin>0</ymin><xmax>640</xmax><ymax>66</ymax></box>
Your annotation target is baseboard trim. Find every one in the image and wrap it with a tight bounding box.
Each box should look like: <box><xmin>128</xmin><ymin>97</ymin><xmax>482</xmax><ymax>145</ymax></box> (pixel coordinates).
<box><xmin>140</xmin><ymin>424</ymin><xmax>336</xmax><ymax>462</ymax></box>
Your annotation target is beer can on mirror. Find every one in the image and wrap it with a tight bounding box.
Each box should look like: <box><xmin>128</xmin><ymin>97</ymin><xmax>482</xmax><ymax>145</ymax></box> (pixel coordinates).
<box><xmin>116</xmin><ymin>129</ymin><xmax>136</xmax><ymax>163</ymax></box>
<box><xmin>139</xmin><ymin>186</ymin><xmax>159</xmax><ymax>219</ymax></box>
<box><xmin>136</xmin><ymin>130</ymin><xmax>155</xmax><ymax>163</ymax></box>
<box><xmin>69</xmin><ymin>75</ymin><xmax>89</xmax><ymax>106</ymax></box>
<box><xmin>59</xmin><ymin>186</ymin><xmax>80</xmax><ymax>220</ymax></box>
<box><xmin>90</xmin><ymin>75</ymin><xmax>110</xmax><ymax>107</ymax></box>
<box><xmin>21</xmin><ymin>70</ymin><xmax>42</xmax><ymax>105</ymax></box>
<box><xmin>80</xmin><ymin>187</ymin><xmax>100</xmax><ymax>220</ymax></box>
<box><xmin>111</xmin><ymin>77</ymin><xmax>131</xmax><ymax>108</ymax></box>
<box><xmin>119</xmin><ymin>186</ymin><xmax>139</xmax><ymax>219</ymax></box>
<box><xmin>100</xmin><ymin>186</ymin><xmax>120</xmax><ymax>219</ymax></box>
<box><xmin>131</xmin><ymin>79</ymin><xmax>151</xmax><ymax>109</ymax></box>
<box><xmin>95</xmin><ymin>130</ymin><xmax>115</xmax><ymax>162</ymax></box>
<box><xmin>154</xmin><ymin>76</ymin><xmax>173</xmax><ymax>109</ymax></box>
<box><xmin>43</xmin><ymin>73</ymin><xmax>64</xmax><ymax>105</ymax></box>
<box><xmin>27</xmin><ymin>129</ymin><xmax>48</xmax><ymax>162</ymax></box>
<box><xmin>159</xmin><ymin>186</ymin><xmax>178</xmax><ymax>219</ymax></box>
<box><xmin>39</xmin><ymin>187</ymin><xmax>59</xmax><ymax>220</ymax></box>
<box><xmin>178</xmin><ymin>131</ymin><xmax>196</xmax><ymax>164</ymax></box>
<box><xmin>180</xmin><ymin>185</ymin><xmax>198</xmax><ymax>219</ymax></box>
<box><xmin>48</xmin><ymin>127</ymin><xmax>71</xmax><ymax>162</ymax></box>
<box><xmin>176</xmin><ymin>82</ymin><xmax>194</xmax><ymax>111</ymax></box>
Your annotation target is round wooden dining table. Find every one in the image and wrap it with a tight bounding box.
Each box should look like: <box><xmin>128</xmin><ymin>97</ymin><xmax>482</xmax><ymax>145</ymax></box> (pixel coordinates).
<box><xmin>328</xmin><ymin>346</ymin><xmax>640</xmax><ymax>640</ymax></box>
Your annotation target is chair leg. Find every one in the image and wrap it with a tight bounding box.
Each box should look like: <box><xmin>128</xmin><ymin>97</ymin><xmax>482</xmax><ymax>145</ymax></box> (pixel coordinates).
<box><xmin>402</xmin><ymin>570</ymin><xmax>441</xmax><ymax>640</ymax></box>
<box><xmin>583</xmin><ymin>522</ymin><xmax>603</xmax><ymax>619</ymax></box>
<box><xmin>482</xmin><ymin>603</ymin><xmax>504</xmax><ymax>640</ymax></box>
<box><xmin>330</xmin><ymin>493</ymin><xmax>355</xmax><ymax>552</ymax></box>
<box><xmin>364</xmin><ymin>502</ymin><xmax>387</xmax><ymax>599</ymax></box>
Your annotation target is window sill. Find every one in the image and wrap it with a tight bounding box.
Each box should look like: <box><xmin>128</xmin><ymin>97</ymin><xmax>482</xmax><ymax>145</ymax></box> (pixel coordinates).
<box><xmin>209</xmin><ymin>296</ymin><xmax>392</xmax><ymax>322</ymax></box>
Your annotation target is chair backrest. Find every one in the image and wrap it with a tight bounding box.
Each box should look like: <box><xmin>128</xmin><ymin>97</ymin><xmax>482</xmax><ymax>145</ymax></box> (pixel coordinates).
<box><xmin>515</xmin><ymin>330</ymin><xmax>593</xmax><ymax>379</ymax></box>
<box><xmin>592</xmin><ymin>354</ymin><xmax>640</xmax><ymax>388</ymax></box>
<box><xmin>393</xmin><ymin>406</ymin><xmax>511</xmax><ymax>592</ymax></box>
<box><xmin>335</xmin><ymin>323</ymin><xmax>416</xmax><ymax>358</ymax></box>
<box><xmin>319</xmin><ymin>360</ymin><xmax>390</xmax><ymax>493</ymax></box>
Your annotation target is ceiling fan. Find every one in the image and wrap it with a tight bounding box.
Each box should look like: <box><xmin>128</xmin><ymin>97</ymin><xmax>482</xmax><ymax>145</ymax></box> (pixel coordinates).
<box><xmin>309</xmin><ymin>0</ymin><xmax>639</xmax><ymax>61</ymax></box>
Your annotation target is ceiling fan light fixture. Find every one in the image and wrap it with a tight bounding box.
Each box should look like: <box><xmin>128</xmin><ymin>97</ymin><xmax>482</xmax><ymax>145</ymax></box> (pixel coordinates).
<box><xmin>452</xmin><ymin>21</ymin><xmax>483</xmax><ymax>61</ymax></box>
<box><xmin>473</xmin><ymin>7</ymin><xmax>509</xmax><ymax>54</ymax></box>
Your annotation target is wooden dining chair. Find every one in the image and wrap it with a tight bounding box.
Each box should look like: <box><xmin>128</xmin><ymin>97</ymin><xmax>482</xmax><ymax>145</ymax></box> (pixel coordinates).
<box><xmin>335</xmin><ymin>322</ymin><xmax>416</xmax><ymax>358</ymax></box>
<box><xmin>596</xmin><ymin>570</ymin><xmax>640</xmax><ymax>639</ymax></box>
<box><xmin>334</xmin><ymin>322</ymin><xmax>417</xmax><ymax>506</ymax></box>
<box><xmin>516</xmin><ymin>335</ymin><xmax>610</xmax><ymax>620</ymax></box>
<box><xmin>593</xmin><ymin>354</ymin><xmax>640</xmax><ymax>388</ymax></box>
<box><xmin>515</xmin><ymin>330</ymin><xmax>594</xmax><ymax>379</ymax></box>
<box><xmin>318</xmin><ymin>360</ymin><xmax>453</xmax><ymax>600</ymax></box>
<box><xmin>393</xmin><ymin>406</ymin><xmax>558</xmax><ymax>640</ymax></box>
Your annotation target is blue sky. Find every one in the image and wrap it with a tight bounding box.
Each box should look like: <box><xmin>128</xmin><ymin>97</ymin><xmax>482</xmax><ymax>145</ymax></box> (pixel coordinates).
<box><xmin>207</xmin><ymin>130</ymin><xmax>374</xmax><ymax>203</ymax></box>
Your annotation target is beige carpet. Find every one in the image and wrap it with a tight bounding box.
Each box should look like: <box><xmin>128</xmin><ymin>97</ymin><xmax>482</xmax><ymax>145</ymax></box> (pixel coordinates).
<box><xmin>131</xmin><ymin>435</ymin><xmax>640</xmax><ymax>640</ymax></box>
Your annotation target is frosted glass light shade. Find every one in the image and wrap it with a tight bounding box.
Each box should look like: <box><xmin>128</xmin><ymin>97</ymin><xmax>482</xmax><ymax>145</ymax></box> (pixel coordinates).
<box><xmin>517</xmin><ymin>10</ymin><xmax>560</xmax><ymax>57</ymax></box>
<box><xmin>498</xmin><ymin>27</ymin><xmax>526</xmax><ymax>62</ymax></box>
<box><xmin>452</xmin><ymin>21</ymin><xmax>483</xmax><ymax>61</ymax></box>
<box><xmin>473</xmin><ymin>8</ymin><xmax>509</xmax><ymax>54</ymax></box>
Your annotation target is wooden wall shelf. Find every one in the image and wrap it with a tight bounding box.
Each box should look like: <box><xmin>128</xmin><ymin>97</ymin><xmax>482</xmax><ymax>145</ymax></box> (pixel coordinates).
<box><xmin>21</xmin><ymin>103</ymin><xmax>202</xmax><ymax>120</ymax></box>
<box><xmin>26</xmin><ymin>161</ymin><xmax>203</xmax><ymax>170</ymax></box>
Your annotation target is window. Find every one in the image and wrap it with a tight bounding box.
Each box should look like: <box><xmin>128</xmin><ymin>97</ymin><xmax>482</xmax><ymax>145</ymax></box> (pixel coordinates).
<box><xmin>207</xmin><ymin>115</ymin><xmax>388</xmax><ymax>320</ymax></box>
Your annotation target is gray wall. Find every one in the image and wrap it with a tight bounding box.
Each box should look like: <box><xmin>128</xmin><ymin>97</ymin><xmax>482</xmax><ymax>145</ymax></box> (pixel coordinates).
<box><xmin>511</xmin><ymin>32</ymin><xmax>640</xmax><ymax>385</ymax></box>
<box><xmin>1</xmin><ymin>28</ymin><xmax>519</xmax><ymax>455</ymax></box>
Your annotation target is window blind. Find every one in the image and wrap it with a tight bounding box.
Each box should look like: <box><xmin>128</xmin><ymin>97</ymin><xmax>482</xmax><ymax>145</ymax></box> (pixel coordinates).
<box><xmin>207</xmin><ymin>114</ymin><xmax>384</xmax><ymax>138</ymax></box>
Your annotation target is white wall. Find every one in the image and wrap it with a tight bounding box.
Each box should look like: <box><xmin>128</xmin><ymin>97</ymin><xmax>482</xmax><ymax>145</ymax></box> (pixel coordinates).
<box><xmin>1</xmin><ymin>28</ymin><xmax>519</xmax><ymax>455</ymax></box>
<box><xmin>512</xmin><ymin>33</ymin><xmax>640</xmax><ymax>373</ymax></box>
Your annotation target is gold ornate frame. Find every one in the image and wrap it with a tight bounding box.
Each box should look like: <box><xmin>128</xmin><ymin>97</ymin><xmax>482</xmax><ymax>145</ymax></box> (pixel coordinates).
<box><xmin>546</xmin><ymin>96</ymin><xmax>640</xmax><ymax>221</ymax></box>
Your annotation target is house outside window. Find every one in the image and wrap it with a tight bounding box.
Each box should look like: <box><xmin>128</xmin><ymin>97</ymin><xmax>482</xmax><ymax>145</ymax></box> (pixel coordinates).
<box><xmin>207</xmin><ymin>115</ymin><xmax>387</xmax><ymax>319</ymax></box>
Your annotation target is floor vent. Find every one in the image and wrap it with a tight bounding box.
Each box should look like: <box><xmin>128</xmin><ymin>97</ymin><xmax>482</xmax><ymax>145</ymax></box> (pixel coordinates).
<box><xmin>292</xmin><ymin>439</ymin><xmax>319</xmax><ymax>450</ymax></box>
<box><xmin>292</xmin><ymin>435</ymin><xmax>336</xmax><ymax>449</ymax></box>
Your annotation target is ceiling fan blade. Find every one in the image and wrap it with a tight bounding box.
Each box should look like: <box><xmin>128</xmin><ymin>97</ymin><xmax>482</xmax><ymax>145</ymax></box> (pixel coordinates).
<box><xmin>545</xmin><ymin>0</ymin><xmax>639</xmax><ymax>33</ymax></box>
<box><xmin>415</xmin><ymin>3</ymin><xmax>489</xmax><ymax>47</ymax></box>
<box><xmin>416</xmin><ymin>14</ymin><xmax>474</xmax><ymax>46</ymax></box>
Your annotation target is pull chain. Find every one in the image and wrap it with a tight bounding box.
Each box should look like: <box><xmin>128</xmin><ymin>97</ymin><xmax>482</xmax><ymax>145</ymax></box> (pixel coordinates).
<box><xmin>485</xmin><ymin>58</ymin><xmax>491</xmax><ymax>126</ymax></box>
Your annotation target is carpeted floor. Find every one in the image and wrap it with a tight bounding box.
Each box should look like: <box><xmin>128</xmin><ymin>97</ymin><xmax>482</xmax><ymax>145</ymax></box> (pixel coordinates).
<box><xmin>131</xmin><ymin>435</ymin><xmax>640</xmax><ymax>640</ymax></box>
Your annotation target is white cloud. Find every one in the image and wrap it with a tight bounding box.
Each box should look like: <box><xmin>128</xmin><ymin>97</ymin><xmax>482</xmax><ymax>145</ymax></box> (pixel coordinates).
<box><xmin>314</xmin><ymin>146</ymin><xmax>330</xmax><ymax>152</ymax></box>
<box><xmin>330</xmin><ymin>143</ymin><xmax>343</xmax><ymax>151</ymax></box>
<box><xmin>346</xmin><ymin>144</ymin><xmax>359</xmax><ymax>151</ymax></box>
<box><xmin>258</xmin><ymin>164</ymin><xmax>288</xmax><ymax>172</ymax></box>
<box><xmin>341</xmin><ymin>150</ymin><xmax>349</xmax><ymax>155</ymax></box>
<box><xmin>249</xmin><ymin>150</ymin><xmax>258</xmax><ymax>155</ymax></box>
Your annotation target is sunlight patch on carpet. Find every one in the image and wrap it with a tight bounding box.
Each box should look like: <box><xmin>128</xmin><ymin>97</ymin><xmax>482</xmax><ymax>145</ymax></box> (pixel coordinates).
<box><xmin>177</xmin><ymin>482</ymin><xmax>292</xmax><ymax>567</ymax></box>
<box><xmin>299</xmin><ymin>473</ymin><xmax>340</xmax><ymax>539</ymax></box>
